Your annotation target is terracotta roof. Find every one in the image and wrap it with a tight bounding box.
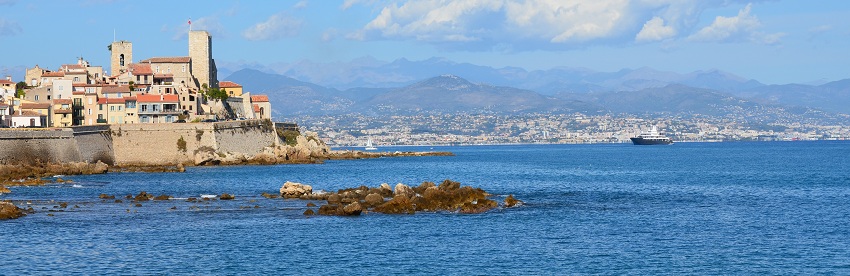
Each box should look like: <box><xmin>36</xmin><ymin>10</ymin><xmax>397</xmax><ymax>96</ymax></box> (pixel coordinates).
<box><xmin>253</xmin><ymin>104</ymin><xmax>260</xmax><ymax>113</ymax></box>
<box><xmin>21</xmin><ymin>103</ymin><xmax>50</xmax><ymax>109</ymax></box>
<box><xmin>250</xmin><ymin>95</ymin><xmax>269</xmax><ymax>102</ymax></box>
<box><xmin>139</xmin><ymin>57</ymin><xmax>191</xmax><ymax>63</ymax></box>
<box><xmin>219</xmin><ymin>81</ymin><xmax>241</xmax><ymax>88</ymax></box>
<box><xmin>54</xmin><ymin>109</ymin><xmax>73</xmax><ymax>114</ymax></box>
<box><xmin>62</xmin><ymin>64</ymin><xmax>86</xmax><ymax>69</ymax></box>
<box><xmin>53</xmin><ymin>99</ymin><xmax>72</xmax><ymax>104</ymax></box>
<box><xmin>102</xmin><ymin>86</ymin><xmax>130</xmax><ymax>93</ymax></box>
<box><xmin>73</xmin><ymin>91</ymin><xmax>85</xmax><ymax>95</ymax></box>
<box><xmin>129</xmin><ymin>64</ymin><xmax>153</xmax><ymax>75</ymax></box>
<box><xmin>0</xmin><ymin>80</ymin><xmax>14</xmax><ymax>85</ymax></box>
<box><xmin>123</xmin><ymin>96</ymin><xmax>137</xmax><ymax>101</ymax></box>
<box><xmin>65</xmin><ymin>70</ymin><xmax>87</xmax><ymax>75</ymax></box>
<box><xmin>97</xmin><ymin>98</ymin><xmax>126</xmax><ymax>104</ymax></box>
<box><xmin>153</xmin><ymin>74</ymin><xmax>174</xmax><ymax>78</ymax></box>
<box><xmin>11</xmin><ymin>110</ymin><xmax>42</xmax><ymax>117</ymax></box>
<box><xmin>136</xmin><ymin>94</ymin><xmax>178</xmax><ymax>103</ymax></box>
<box><xmin>42</xmin><ymin>72</ymin><xmax>65</xmax><ymax>77</ymax></box>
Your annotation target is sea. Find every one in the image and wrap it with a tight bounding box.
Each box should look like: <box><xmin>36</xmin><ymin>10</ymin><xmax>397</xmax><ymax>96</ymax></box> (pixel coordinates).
<box><xmin>2</xmin><ymin>141</ymin><xmax>850</xmax><ymax>275</ymax></box>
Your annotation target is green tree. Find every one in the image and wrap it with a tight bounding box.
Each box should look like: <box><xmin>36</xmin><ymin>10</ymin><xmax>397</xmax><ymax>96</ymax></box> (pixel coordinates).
<box><xmin>128</xmin><ymin>81</ymin><xmax>135</xmax><ymax>91</ymax></box>
<box><xmin>15</xmin><ymin>81</ymin><xmax>27</xmax><ymax>98</ymax></box>
<box><xmin>201</xmin><ymin>83</ymin><xmax>228</xmax><ymax>101</ymax></box>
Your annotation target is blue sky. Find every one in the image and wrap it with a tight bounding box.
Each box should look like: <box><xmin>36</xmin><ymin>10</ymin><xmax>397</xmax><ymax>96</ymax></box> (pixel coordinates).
<box><xmin>0</xmin><ymin>0</ymin><xmax>848</xmax><ymax>85</ymax></box>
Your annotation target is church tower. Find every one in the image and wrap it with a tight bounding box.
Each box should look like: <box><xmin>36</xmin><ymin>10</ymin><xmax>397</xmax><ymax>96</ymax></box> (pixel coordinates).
<box><xmin>188</xmin><ymin>31</ymin><xmax>218</xmax><ymax>89</ymax></box>
<box><xmin>109</xmin><ymin>41</ymin><xmax>132</xmax><ymax>76</ymax></box>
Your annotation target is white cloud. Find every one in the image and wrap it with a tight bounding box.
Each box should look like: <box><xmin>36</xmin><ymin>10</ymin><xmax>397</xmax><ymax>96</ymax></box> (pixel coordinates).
<box><xmin>294</xmin><ymin>0</ymin><xmax>308</xmax><ymax>9</ymax></box>
<box><xmin>0</xmin><ymin>18</ymin><xmax>22</xmax><ymax>37</ymax></box>
<box><xmin>322</xmin><ymin>28</ymin><xmax>339</xmax><ymax>42</ymax></box>
<box><xmin>242</xmin><ymin>13</ymin><xmax>303</xmax><ymax>41</ymax></box>
<box><xmin>635</xmin><ymin>16</ymin><xmax>676</xmax><ymax>42</ymax></box>
<box><xmin>687</xmin><ymin>4</ymin><xmax>782</xmax><ymax>44</ymax></box>
<box><xmin>351</xmin><ymin>0</ymin><xmax>780</xmax><ymax>50</ymax></box>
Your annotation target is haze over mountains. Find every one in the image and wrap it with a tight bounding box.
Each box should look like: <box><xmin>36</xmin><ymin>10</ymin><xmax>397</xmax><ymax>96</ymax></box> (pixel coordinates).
<box><xmin>221</xmin><ymin>57</ymin><xmax>850</xmax><ymax>117</ymax></box>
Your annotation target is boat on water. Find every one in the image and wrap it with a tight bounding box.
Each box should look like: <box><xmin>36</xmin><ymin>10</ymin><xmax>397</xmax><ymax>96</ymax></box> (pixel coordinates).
<box><xmin>630</xmin><ymin>126</ymin><xmax>673</xmax><ymax>145</ymax></box>
<box><xmin>365</xmin><ymin>138</ymin><xmax>378</xmax><ymax>150</ymax></box>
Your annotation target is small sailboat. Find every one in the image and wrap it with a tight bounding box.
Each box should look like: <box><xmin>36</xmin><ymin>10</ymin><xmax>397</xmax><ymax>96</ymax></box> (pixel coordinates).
<box><xmin>365</xmin><ymin>138</ymin><xmax>378</xmax><ymax>151</ymax></box>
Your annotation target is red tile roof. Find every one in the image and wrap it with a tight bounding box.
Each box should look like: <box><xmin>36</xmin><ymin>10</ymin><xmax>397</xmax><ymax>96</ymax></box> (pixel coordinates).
<box><xmin>253</xmin><ymin>104</ymin><xmax>260</xmax><ymax>113</ymax></box>
<box><xmin>124</xmin><ymin>96</ymin><xmax>137</xmax><ymax>101</ymax></box>
<box><xmin>219</xmin><ymin>81</ymin><xmax>241</xmax><ymax>88</ymax></box>
<box><xmin>250</xmin><ymin>95</ymin><xmax>269</xmax><ymax>102</ymax></box>
<box><xmin>102</xmin><ymin>86</ymin><xmax>130</xmax><ymax>93</ymax></box>
<box><xmin>139</xmin><ymin>57</ymin><xmax>191</xmax><ymax>63</ymax></box>
<box><xmin>53</xmin><ymin>99</ymin><xmax>72</xmax><ymax>104</ymax></box>
<box><xmin>153</xmin><ymin>74</ymin><xmax>174</xmax><ymax>78</ymax></box>
<box><xmin>42</xmin><ymin>72</ymin><xmax>65</xmax><ymax>77</ymax></box>
<box><xmin>21</xmin><ymin>103</ymin><xmax>50</xmax><ymax>109</ymax></box>
<box><xmin>62</xmin><ymin>64</ymin><xmax>86</xmax><ymax>70</ymax></box>
<box><xmin>0</xmin><ymin>80</ymin><xmax>14</xmax><ymax>85</ymax></box>
<box><xmin>129</xmin><ymin>64</ymin><xmax>153</xmax><ymax>75</ymax></box>
<box><xmin>54</xmin><ymin>109</ymin><xmax>73</xmax><ymax>114</ymax></box>
<box><xmin>136</xmin><ymin>94</ymin><xmax>179</xmax><ymax>103</ymax></box>
<box><xmin>97</xmin><ymin>98</ymin><xmax>126</xmax><ymax>104</ymax></box>
<box><xmin>11</xmin><ymin>110</ymin><xmax>42</xmax><ymax>117</ymax></box>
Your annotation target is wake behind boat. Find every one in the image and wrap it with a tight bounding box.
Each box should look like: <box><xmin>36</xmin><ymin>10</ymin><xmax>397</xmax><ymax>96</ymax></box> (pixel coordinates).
<box><xmin>631</xmin><ymin>126</ymin><xmax>673</xmax><ymax>145</ymax></box>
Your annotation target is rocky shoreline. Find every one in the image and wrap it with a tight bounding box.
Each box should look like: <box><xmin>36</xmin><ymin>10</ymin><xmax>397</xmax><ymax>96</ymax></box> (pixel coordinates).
<box><xmin>0</xmin><ymin>131</ymin><xmax>452</xmax><ymax>188</ymax></box>
<box><xmin>0</xmin><ymin>179</ymin><xmax>522</xmax><ymax>220</ymax></box>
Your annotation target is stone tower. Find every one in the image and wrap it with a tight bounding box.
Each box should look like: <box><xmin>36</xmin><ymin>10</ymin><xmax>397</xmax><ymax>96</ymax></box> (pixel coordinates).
<box><xmin>109</xmin><ymin>41</ymin><xmax>132</xmax><ymax>76</ymax></box>
<box><xmin>188</xmin><ymin>31</ymin><xmax>218</xmax><ymax>89</ymax></box>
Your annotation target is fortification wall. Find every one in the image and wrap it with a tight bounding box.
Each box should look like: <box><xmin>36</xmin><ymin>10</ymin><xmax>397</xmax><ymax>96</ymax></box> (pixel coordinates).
<box><xmin>0</xmin><ymin>120</ymin><xmax>279</xmax><ymax>167</ymax></box>
<box><xmin>72</xmin><ymin>125</ymin><xmax>115</xmax><ymax>165</ymax></box>
<box><xmin>0</xmin><ymin>129</ymin><xmax>82</xmax><ymax>164</ymax></box>
<box><xmin>213</xmin><ymin>120</ymin><xmax>277</xmax><ymax>155</ymax></box>
<box><xmin>110</xmin><ymin>123</ymin><xmax>218</xmax><ymax>165</ymax></box>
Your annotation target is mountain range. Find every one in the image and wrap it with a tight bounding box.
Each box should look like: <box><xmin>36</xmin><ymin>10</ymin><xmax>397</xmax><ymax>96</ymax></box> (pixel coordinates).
<box><xmin>222</xmin><ymin>58</ymin><xmax>850</xmax><ymax>117</ymax></box>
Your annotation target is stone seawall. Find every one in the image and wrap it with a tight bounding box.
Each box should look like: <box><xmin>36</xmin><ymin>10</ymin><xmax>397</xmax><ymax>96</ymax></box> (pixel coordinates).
<box><xmin>0</xmin><ymin>120</ymin><xmax>281</xmax><ymax>167</ymax></box>
<box><xmin>0</xmin><ymin>129</ymin><xmax>82</xmax><ymax>165</ymax></box>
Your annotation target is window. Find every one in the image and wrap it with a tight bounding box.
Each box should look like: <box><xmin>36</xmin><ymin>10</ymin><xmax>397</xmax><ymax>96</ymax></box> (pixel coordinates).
<box><xmin>35</xmin><ymin>95</ymin><xmax>39</xmax><ymax>101</ymax></box>
<box><xmin>74</xmin><ymin>77</ymin><xmax>79</xmax><ymax>82</ymax></box>
<box><xmin>110</xmin><ymin>106</ymin><xmax>115</xmax><ymax>111</ymax></box>
<box><xmin>88</xmin><ymin>98</ymin><xmax>92</xmax><ymax>104</ymax></box>
<box><xmin>99</xmin><ymin>104</ymin><xmax>102</xmax><ymax>110</ymax></box>
<box><xmin>140</xmin><ymin>105</ymin><xmax>147</xmax><ymax>112</ymax></box>
<box><xmin>155</xmin><ymin>66</ymin><xmax>159</xmax><ymax>73</ymax></box>
<box><xmin>47</xmin><ymin>95</ymin><xmax>51</xmax><ymax>100</ymax></box>
<box><xmin>181</xmin><ymin>65</ymin><xmax>186</xmax><ymax>72</ymax></box>
<box><xmin>88</xmin><ymin>109</ymin><xmax>91</xmax><ymax>115</ymax></box>
<box><xmin>120</xmin><ymin>54</ymin><xmax>125</xmax><ymax>67</ymax></box>
<box><xmin>167</xmin><ymin>67</ymin><xmax>171</xmax><ymax>73</ymax></box>
<box><xmin>118</xmin><ymin>105</ymin><xmax>122</xmax><ymax>111</ymax></box>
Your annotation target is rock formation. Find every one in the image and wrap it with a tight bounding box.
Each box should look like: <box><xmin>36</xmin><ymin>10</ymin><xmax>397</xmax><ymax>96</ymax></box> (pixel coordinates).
<box><xmin>0</xmin><ymin>201</ymin><xmax>26</xmax><ymax>220</ymax></box>
<box><xmin>280</xmin><ymin>182</ymin><xmax>313</xmax><ymax>198</ymax></box>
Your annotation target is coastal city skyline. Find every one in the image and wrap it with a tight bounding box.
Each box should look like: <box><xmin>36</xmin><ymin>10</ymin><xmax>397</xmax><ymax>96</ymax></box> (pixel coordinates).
<box><xmin>1</xmin><ymin>1</ymin><xmax>849</xmax><ymax>85</ymax></box>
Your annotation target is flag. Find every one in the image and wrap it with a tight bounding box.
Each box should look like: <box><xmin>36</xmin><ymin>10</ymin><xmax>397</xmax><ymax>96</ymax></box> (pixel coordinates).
<box><xmin>188</xmin><ymin>18</ymin><xmax>192</xmax><ymax>25</ymax></box>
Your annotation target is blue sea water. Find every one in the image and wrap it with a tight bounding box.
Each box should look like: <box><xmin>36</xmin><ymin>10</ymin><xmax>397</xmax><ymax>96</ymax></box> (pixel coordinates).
<box><xmin>3</xmin><ymin>142</ymin><xmax>850</xmax><ymax>274</ymax></box>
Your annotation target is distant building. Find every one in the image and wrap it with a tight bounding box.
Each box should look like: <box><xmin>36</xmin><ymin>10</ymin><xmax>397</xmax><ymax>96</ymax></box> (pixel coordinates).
<box><xmin>219</xmin><ymin>81</ymin><xmax>243</xmax><ymax>97</ymax></box>
<box><xmin>251</xmin><ymin>95</ymin><xmax>271</xmax><ymax>120</ymax></box>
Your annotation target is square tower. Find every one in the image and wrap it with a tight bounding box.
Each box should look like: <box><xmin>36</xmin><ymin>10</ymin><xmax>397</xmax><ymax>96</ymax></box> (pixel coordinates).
<box><xmin>188</xmin><ymin>31</ymin><xmax>218</xmax><ymax>89</ymax></box>
<box><xmin>109</xmin><ymin>41</ymin><xmax>132</xmax><ymax>76</ymax></box>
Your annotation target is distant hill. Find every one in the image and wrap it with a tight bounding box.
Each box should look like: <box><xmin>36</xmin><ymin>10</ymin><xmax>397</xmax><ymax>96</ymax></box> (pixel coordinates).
<box><xmin>224</xmin><ymin>68</ymin><xmax>844</xmax><ymax>119</ymax></box>
<box><xmin>736</xmin><ymin>79</ymin><xmax>850</xmax><ymax>114</ymax></box>
<box><xmin>227</xmin><ymin>57</ymin><xmax>766</xmax><ymax>94</ymax></box>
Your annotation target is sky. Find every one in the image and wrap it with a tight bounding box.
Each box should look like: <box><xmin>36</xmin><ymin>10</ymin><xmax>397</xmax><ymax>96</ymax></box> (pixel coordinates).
<box><xmin>0</xmin><ymin>0</ymin><xmax>849</xmax><ymax>85</ymax></box>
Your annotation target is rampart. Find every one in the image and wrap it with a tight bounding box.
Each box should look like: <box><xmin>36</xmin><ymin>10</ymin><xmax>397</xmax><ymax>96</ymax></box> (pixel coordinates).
<box><xmin>0</xmin><ymin>120</ymin><xmax>281</xmax><ymax>166</ymax></box>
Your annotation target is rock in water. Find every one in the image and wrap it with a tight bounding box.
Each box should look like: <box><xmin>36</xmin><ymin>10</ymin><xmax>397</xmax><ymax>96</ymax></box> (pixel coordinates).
<box><xmin>394</xmin><ymin>183</ymin><xmax>415</xmax><ymax>199</ymax></box>
<box><xmin>374</xmin><ymin>195</ymin><xmax>416</xmax><ymax>214</ymax></box>
<box><xmin>504</xmin><ymin>194</ymin><xmax>522</xmax><ymax>208</ymax></box>
<box><xmin>342</xmin><ymin>202</ymin><xmax>363</xmax><ymax>216</ymax></box>
<box><xmin>0</xmin><ymin>186</ymin><xmax>11</xmax><ymax>194</ymax></box>
<box><xmin>98</xmin><ymin>194</ymin><xmax>115</xmax><ymax>199</ymax></box>
<box><xmin>364</xmin><ymin>193</ymin><xmax>384</xmax><ymax>207</ymax></box>
<box><xmin>134</xmin><ymin>191</ymin><xmax>152</xmax><ymax>201</ymax></box>
<box><xmin>0</xmin><ymin>201</ymin><xmax>26</xmax><ymax>220</ymax></box>
<box><xmin>280</xmin><ymin>181</ymin><xmax>313</xmax><ymax>198</ymax></box>
<box><xmin>326</xmin><ymin>193</ymin><xmax>341</xmax><ymax>205</ymax></box>
<box><xmin>303</xmin><ymin>209</ymin><xmax>315</xmax><ymax>216</ymax></box>
<box><xmin>220</xmin><ymin>193</ymin><xmax>235</xmax><ymax>200</ymax></box>
<box><xmin>153</xmin><ymin>194</ymin><xmax>172</xmax><ymax>201</ymax></box>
